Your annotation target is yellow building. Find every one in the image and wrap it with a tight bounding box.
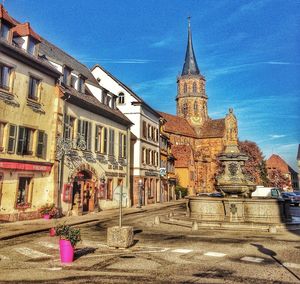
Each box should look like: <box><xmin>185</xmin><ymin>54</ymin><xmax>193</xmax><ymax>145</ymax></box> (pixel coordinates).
<box><xmin>0</xmin><ymin>6</ymin><xmax>61</xmax><ymax>221</ymax></box>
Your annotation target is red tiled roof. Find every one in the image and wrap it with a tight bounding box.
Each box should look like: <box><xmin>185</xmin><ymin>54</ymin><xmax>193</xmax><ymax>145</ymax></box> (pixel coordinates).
<box><xmin>199</xmin><ymin>118</ymin><xmax>225</xmax><ymax>138</ymax></box>
<box><xmin>12</xmin><ymin>22</ymin><xmax>41</xmax><ymax>42</ymax></box>
<box><xmin>266</xmin><ymin>154</ymin><xmax>290</xmax><ymax>174</ymax></box>
<box><xmin>159</xmin><ymin>112</ymin><xmax>196</xmax><ymax>138</ymax></box>
<box><xmin>172</xmin><ymin>144</ymin><xmax>193</xmax><ymax>167</ymax></box>
<box><xmin>0</xmin><ymin>4</ymin><xmax>17</xmax><ymax>25</ymax></box>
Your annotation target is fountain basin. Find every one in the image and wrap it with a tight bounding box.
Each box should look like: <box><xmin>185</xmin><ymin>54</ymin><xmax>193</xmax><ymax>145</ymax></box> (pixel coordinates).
<box><xmin>187</xmin><ymin>196</ymin><xmax>291</xmax><ymax>224</ymax></box>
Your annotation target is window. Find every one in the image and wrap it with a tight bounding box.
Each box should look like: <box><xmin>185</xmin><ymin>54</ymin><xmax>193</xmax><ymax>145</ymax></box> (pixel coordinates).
<box><xmin>95</xmin><ymin>125</ymin><xmax>102</xmax><ymax>153</ymax></box>
<box><xmin>27</xmin><ymin>38</ymin><xmax>36</xmax><ymax>55</ymax></box>
<box><xmin>142</xmin><ymin>121</ymin><xmax>147</xmax><ymax>138</ymax></box>
<box><xmin>118</xmin><ymin>133</ymin><xmax>127</xmax><ymax>158</ymax></box>
<box><xmin>107</xmin><ymin>179</ymin><xmax>113</xmax><ymax>200</ymax></box>
<box><xmin>16</xmin><ymin>177</ymin><xmax>32</xmax><ymax>206</ymax></box>
<box><xmin>63</xmin><ymin>67</ymin><xmax>71</xmax><ymax>85</ymax></box>
<box><xmin>194</xmin><ymin>101</ymin><xmax>198</xmax><ymax>112</ymax></box>
<box><xmin>148</xmin><ymin>125</ymin><xmax>152</xmax><ymax>139</ymax></box>
<box><xmin>28</xmin><ymin>76</ymin><xmax>40</xmax><ymax>101</ymax></box>
<box><xmin>7</xmin><ymin>124</ymin><xmax>17</xmax><ymax>153</ymax></box>
<box><xmin>102</xmin><ymin>127</ymin><xmax>108</xmax><ymax>154</ymax></box>
<box><xmin>193</xmin><ymin>82</ymin><xmax>197</xmax><ymax>93</ymax></box>
<box><xmin>142</xmin><ymin>148</ymin><xmax>146</xmax><ymax>164</ymax></box>
<box><xmin>36</xmin><ymin>130</ymin><xmax>47</xmax><ymax>158</ymax></box>
<box><xmin>71</xmin><ymin>74</ymin><xmax>77</xmax><ymax>89</ymax></box>
<box><xmin>118</xmin><ymin>92</ymin><xmax>125</xmax><ymax>104</ymax></box>
<box><xmin>0</xmin><ymin>64</ymin><xmax>11</xmax><ymax>91</ymax></box>
<box><xmin>146</xmin><ymin>149</ymin><xmax>150</xmax><ymax>165</ymax></box>
<box><xmin>64</xmin><ymin>115</ymin><xmax>75</xmax><ymax>141</ymax></box>
<box><xmin>182</xmin><ymin>103</ymin><xmax>188</xmax><ymax>116</ymax></box>
<box><xmin>77</xmin><ymin>120</ymin><xmax>91</xmax><ymax>151</ymax></box>
<box><xmin>0</xmin><ymin>122</ymin><xmax>6</xmax><ymax>152</ymax></box>
<box><xmin>106</xmin><ymin>96</ymin><xmax>111</xmax><ymax>107</ymax></box>
<box><xmin>102</xmin><ymin>90</ymin><xmax>108</xmax><ymax>105</ymax></box>
<box><xmin>78</xmin><ymin>77</ymin><xmax>85</xmax><ymax>93</ymax></box>
<box><xmin>0</xmin><ymin>22</ymin><xmax>10</xmax><ymax>40</ymax></box>
<box><xmin>184</xmin><ymin>83</ymin><xmax>187</xmax><ymax>93</ymax></box>
<box><xmin>108</xmin><ymin>129</ymin><xmax>115</xmax><ymax>156</ymax></box>
<box><xmin>17</xmin><ymin>127</ymin><xmax>34</xmax><ymax>155</ymax></box>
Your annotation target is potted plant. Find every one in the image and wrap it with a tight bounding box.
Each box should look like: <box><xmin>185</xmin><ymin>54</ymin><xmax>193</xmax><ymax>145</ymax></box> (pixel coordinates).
<box><xmin>38</xmin><ymin>203</ymin><xmax>58</xmax><ymax>219</ymax></box>
<box><xmin>55</xmin><ymin>224</ymin><xmax>81</xmax><ymax>263</ymax></box>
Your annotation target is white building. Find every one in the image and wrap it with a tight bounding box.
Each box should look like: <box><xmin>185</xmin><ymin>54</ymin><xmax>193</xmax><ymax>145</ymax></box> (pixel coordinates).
<box><xmin>91</xmin><ymin>65</ymin><xmax>161</xmax><ymax>206</ymax></box>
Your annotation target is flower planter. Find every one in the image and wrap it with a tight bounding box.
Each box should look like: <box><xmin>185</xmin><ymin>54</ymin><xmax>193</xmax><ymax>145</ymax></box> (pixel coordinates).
<box><xmin>43</xmin><ymin>214</ymin><xmax>51</xmax><ymax>220</ymax></box>
<box><xmin>49</xmin><ymin>228</ymin><xmax>56</xmax><ymax>237</ymax></box>
<box><xmin>59</xmin><ymin>239</ymin><xmax>74</xmax><ymax>263</ymax></box>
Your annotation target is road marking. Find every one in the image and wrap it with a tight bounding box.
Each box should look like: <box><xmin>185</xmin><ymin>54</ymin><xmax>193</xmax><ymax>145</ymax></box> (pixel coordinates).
<box><xmin>241</xmin><ymin>256</ymin><xmax>264</xmax><ymax>263</ymax></box>
<box><xmin>204</xmin><ymin>252</ymin><xmax>226</xmax><ymax>257</ymax></box>
<box><xmin>14</xmin><ymin>247</ymin><xmax>52</xmax><ymax>259</ymax></box>
<box><xmin>0</xmin><ymin>254</ymin><xmax>9</xmax><ymax>260</ymax></box>
<box><xmin>172</xmin><ymin>249</ymin><xmax>193</xmax><ymax>254</ymax></box>
<box><xmin>283</xmin><ymin>262</ymin><xmax>300</xmax><ymax>269</ymax></box>
<box><xmin>37</xmin><ymin>241</ymin><xmax>59</xmax><ymax>249</ymax></box>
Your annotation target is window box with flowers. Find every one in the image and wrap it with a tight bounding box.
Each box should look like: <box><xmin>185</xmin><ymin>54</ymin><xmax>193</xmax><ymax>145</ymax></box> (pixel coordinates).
<box><xmin>38</xmin><ymin>203</ymin><xmax>59</xmax><ymax>219</ymax></box>
<box><xmin>16</xmin><ymin>202</ymin><xmax>31</xmax><ymax>210</ymax></box>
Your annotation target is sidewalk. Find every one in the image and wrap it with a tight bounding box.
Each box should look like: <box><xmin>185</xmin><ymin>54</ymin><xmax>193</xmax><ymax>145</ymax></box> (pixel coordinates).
<box><xmin>0</xmin><ymin>200</ymin><xmax>185</xmax><ymax>240</ymax></box>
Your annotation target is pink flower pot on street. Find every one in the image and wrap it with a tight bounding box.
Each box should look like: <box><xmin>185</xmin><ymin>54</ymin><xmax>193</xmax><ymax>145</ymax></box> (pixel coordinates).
<box><xmin>59</xmin><ymin>239</ymin><xmax>74</xmax><ymax>263</ymax></box>
<box><xmin>43</xmin><ymin>214</ymin><xmax>51</xmax><ymax>220</ymax></box>
<box><xmin>49</xmin><ymin>228</ymin><xmax>56</xmax><ymax>237</ymax></box>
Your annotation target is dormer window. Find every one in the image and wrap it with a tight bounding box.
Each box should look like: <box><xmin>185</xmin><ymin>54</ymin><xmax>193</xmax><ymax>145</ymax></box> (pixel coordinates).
<box><xmin>27</xmin><ymin>37</ymin><xmax>36</xmax><ymax>55</ymax></box>
<box><xmin>63</xmin><ymin>67</ymin><xmax>71</xmax><ymax>85</ymax></box>
<box><xmin>0</xmin><ymin>22</ymin><xmax>10</xmax><ymax>40</ymax></box>
<box><xmin>78</xmin><ymin>76</ymin><xmax>85</xmax><ymax>93</ymax></box>
<box><xmin>70</xmin><ymin>74</ymin><xmax>77</xmax><ymax>89</ymax></box>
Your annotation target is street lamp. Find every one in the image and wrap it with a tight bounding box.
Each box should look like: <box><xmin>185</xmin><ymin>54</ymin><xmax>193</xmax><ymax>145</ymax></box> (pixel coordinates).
<box><xmin>137</xmin><ymin>179</ymin><xmax>143</xmax><ymax>208</ymax></box>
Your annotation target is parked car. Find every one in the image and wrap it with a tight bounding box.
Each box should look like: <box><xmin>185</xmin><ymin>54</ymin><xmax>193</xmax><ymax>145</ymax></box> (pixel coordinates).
<box><xmin>280</xmin><ymin>192</ymin><xmax>300</xmax><ymax>206</ymax></box>
<box><xmin>252</xmin><ymin>186</ymin><xmax>282</xmax><ymax>198</ymax></box>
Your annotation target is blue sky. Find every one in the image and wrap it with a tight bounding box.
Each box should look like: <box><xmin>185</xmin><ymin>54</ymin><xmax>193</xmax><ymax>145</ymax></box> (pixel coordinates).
<box><xmin>6</xmin><ymin>0</ymin><xmax>300</xmax><ymax>170</ymax></box>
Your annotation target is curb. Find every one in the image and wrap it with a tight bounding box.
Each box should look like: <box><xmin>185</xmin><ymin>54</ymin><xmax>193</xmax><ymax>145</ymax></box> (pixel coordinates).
<box><xmin>0</xmin><ymin>201</ymin><xmax>184</xmax><ymax>240</ymax></box>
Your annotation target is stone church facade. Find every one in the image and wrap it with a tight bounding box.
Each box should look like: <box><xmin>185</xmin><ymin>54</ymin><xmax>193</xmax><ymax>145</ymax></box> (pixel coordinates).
<box><xmin>160</xmin><ymin>20</ymin><xmax>238</xmax><ymax>194</ymax></box>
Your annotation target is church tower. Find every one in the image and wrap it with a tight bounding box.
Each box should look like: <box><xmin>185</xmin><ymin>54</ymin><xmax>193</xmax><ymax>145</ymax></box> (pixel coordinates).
<box><xmin>176</xmin><ymin>18</ymin><xmax>208</xmax><ymax>128</ymax></box>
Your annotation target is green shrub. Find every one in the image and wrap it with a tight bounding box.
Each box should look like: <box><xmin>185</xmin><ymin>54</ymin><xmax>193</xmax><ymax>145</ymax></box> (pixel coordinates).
<box><xmin>55</xmin><ymin>224</ymin><xmax>81</xmax><ymax>247</ymax></box>
<box><xmin>175</xmin><ymin>185</ymin><xmax>188</xmax><ymax>199</ymax></box>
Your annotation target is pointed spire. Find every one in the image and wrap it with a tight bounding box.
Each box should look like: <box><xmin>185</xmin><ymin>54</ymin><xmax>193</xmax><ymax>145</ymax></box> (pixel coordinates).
<box><xmin>181</xmin><ymin>17</ymin><xmax>200</xmax><ymax>76</ymax></box>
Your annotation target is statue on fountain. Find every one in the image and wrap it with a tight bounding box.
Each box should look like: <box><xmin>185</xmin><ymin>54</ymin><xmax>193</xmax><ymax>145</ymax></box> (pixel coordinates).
<box><xmin>216</xmin><ymin>109</ymin><xmax>255</xmax><ymax>198</ymax></box>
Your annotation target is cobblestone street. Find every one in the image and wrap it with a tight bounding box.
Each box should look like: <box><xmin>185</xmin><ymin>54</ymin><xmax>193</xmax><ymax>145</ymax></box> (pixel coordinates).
<box><xmin>0</xmin><ymin>204</ymin><xmax>299</xmax><ymax>283</ymax></box>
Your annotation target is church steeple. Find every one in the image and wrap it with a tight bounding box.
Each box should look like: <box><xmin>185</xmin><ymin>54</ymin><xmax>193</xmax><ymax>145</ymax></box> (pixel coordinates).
<box><xmin>182</xmin><ymin>17</ymin><xmax>200</xmax><ymax>76</ymax></box>
<box><xmin>176</xmin><ymin>17</ymin><xmax>208</xmax><ymax>128</ymax></box>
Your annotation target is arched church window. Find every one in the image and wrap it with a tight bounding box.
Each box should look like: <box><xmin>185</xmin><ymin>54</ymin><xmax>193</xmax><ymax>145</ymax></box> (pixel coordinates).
<box><xmin>184</xmin><ymin>83</ymin><xmax>187</xmax><ymax>93</ymax></box>
<box><xmin>182</xmin><ymin>102</ymin><xmax>188</xmax><ymax>117</ymax></box>
<box><xmin>194</xmin><ymin>101</ymin><xmax>198</xmax><ymax>112</ymax></box>
<box><xmin>193</xmin><ymin>82</ymin><xmax>197</xmax><ymax>93</ymax></box>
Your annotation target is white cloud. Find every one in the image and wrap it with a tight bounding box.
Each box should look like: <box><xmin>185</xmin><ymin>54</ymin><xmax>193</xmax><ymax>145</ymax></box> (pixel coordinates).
<box><xmin>269</xmin><ymin>134</ymin><xmax>286</xmax><ymax>139</ymax></box>
<box><xmin>150</xmin><ymin>36</ymin><xmax>174</xmax><ymax>48</ymax></box>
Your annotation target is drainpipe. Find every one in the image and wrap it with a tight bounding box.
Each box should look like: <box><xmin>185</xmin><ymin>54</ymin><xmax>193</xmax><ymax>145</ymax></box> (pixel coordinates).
<box><xmin>126</xmin><ymin>126</ymin><xmax>131</xmax><ymax>207</ymax></box>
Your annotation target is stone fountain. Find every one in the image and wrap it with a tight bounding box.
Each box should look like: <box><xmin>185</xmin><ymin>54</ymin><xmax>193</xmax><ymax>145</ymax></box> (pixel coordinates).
<box><xmin>187</xmin><ymin>109</ymin><xmax>291</xmax><ymax>227</ymax></box>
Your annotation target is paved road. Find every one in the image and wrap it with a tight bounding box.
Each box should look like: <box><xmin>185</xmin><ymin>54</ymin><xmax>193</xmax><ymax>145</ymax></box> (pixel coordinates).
<box><xmin>0</xmin><ymin>204</ymin><xmax>299</xmax><ymax>283</ymax></box>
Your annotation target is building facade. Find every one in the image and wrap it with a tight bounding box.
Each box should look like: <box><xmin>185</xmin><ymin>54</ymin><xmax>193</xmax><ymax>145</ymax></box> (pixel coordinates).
<box><xmin>266</xmin><ymin>154</ymin><xmax>299</xmax><ymax>191</ymax></box>
<box><xmin>0</xmin><ymin>5</ymin><xmax>61</xmax><ymax>221</ymax></box>
<box><xmin>160</xmin><ymin>20</ymin><xmax>237</xmax><ymax>193</ymax></box>
<box><xmin>40</xmin><ymin>39</ymin><xmax>133</xmax><ymax>214</ymax></box>
<box><xmin>91</xmin><ymin>65</ymin><xmax>161</xmax><ymax>206</ymax></box>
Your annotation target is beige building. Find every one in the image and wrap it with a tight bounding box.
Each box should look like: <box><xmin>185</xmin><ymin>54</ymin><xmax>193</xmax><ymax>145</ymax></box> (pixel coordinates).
<box><xmin>0</xmin><ymin>5</ymin><xmax>61</xmax><ymax>221</ymax></box>
<box><xmin>40</xmin><ymin>39</ymin><xmax>133</xmax><ymax>215</ymax></box>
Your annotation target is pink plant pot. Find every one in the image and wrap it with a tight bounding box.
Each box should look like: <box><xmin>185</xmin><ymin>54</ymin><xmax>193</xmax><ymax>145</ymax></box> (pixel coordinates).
<box><xmin>43</xmin><ymin>214</ymin><xmax>51</xmax><ymax>220</ymax></box>
<box><xmin>59</xmin><ymin>239</ymin><xmax>74</xmax><ymax>263</ymax></box>
<box><xmin>49</xmin><ymin>228</ymin><xmax>56</xmax><ymax>237</ymax></box>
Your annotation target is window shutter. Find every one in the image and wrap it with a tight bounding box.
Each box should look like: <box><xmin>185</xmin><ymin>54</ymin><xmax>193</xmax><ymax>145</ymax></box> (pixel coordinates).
<box><xmin>95</xmin><ymin>125</ymin><xmax>99</xmax><ymax>152</ymax></box>
<box><xmin>43</xmin><ymin>133</ymin><xmax>48</xmax><ymax>159</ymax></box>
<box><xmin>7</xmin><ymin>124</ymin><xmax>17</xmax><ymax>153</ymax></box>
<box><xmin>87</xmin><ymin>122</ymin><xmax>91</xmax><ymax>150</ymax></box>
<box><xmin>118</xmin><ymin>133</ymin><xmax>122</xmax><ymax>158</ymax></box>
<box><xmin>36</xmin><ymin>130</ymin><xmax>44</xmax><ymax>157</ymax></box>
<box><xmin>123</xmin><ymin>135</ymin><xmax>127</xmax><ymax>158</ymax></box>
<box><xmin>17</xmin><ymin>127</ymin><xmax>25</xmax><ymax>155</ymax></box>
<box><xmin>103</xmin><ymin>128</ymin><xmax>107</xmax><ymax>154</ymax></box>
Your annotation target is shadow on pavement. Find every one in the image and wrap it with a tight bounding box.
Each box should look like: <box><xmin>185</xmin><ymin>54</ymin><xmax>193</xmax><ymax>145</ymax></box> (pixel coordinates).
<box><xmin>74</xmin><ymin>247</ymin><xmax>96</xmax><ymax>260</ymax></box>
